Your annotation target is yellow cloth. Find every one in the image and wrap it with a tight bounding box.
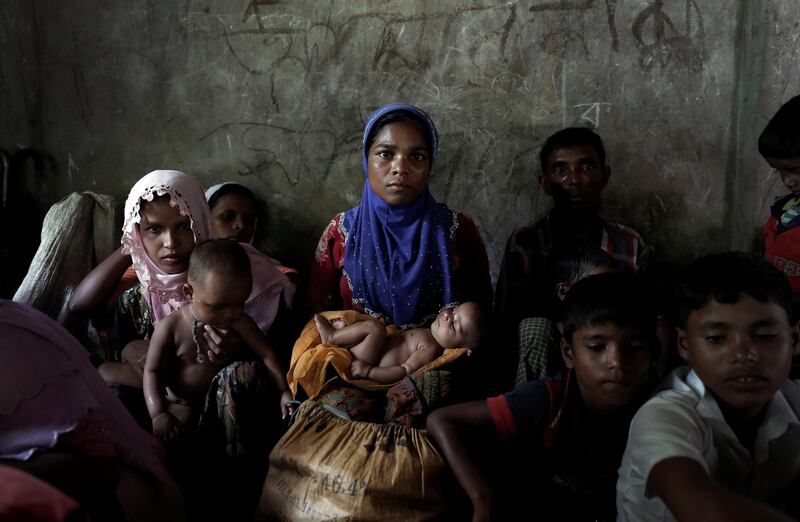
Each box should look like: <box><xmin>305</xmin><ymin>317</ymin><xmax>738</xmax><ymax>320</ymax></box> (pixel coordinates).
<box><xmin>287</xmin><ymin>310</ymin><xmax>470</xmax><ymax>399</ymax></box>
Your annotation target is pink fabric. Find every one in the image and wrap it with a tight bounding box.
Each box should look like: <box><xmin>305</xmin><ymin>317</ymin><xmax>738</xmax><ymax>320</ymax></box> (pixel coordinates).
<box><xmin>0</xmin><ymin>466</ymin><xmax>79</xmax><ymax>522</ymax></box>
<box><xmin>241</xmin><ymin>242</ymin><xmax>293</xmax><ymax>333</ymax></box>
<box><xmin>121</xmin><ymin>170</ymin><xmax>291</xmax><ymax>332</ymax></box>
<box><xmin>121</xmin><ymin>170</ymin><xmax>211</xmax><ymax>325</ymax></box>
<box><xmin>0</xmin><ymin>300</ymin><xmax>184</xmax><ymax>522</ymax></box>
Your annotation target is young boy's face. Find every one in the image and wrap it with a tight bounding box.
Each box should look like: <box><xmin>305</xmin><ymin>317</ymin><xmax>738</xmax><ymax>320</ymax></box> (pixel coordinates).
<box><xmin>678</xmin><ymin>293</ymin><xmax>800</xmax><ymax>421</ymax></box>
<box><xmin>185</xmin><ymin>271</ymin><xmax>251</xmax><ymax>329</ymax></box>
<box><xmin>766</xmin><ymin>157</ymin><xmax>800</xmax><ymax>196</ymax></box>
<box><xmin>562</xmin><ymin>322</ymin><xmax>652</xmax><ymax>414</ymax></box>
<box><xmin>539</xmin><ymin>145</ymin><xmax>609</xmax><ymax>210</ymax></box>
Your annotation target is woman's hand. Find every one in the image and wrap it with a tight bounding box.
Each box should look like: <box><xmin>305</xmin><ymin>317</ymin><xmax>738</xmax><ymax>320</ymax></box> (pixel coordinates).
<box><xmin>279</xmin><ymin>390</ymin><xmax>296</xmax><ymax>419</ymax></box>
<box><xmin>202</xmin><ymin>324</ymin><xmax>244</xmax><ymax>363</ymax></box>
<box><xmin>152</xmin><ymin>412</ymin><xmax>183</xmax><ymax>445</ymax></box>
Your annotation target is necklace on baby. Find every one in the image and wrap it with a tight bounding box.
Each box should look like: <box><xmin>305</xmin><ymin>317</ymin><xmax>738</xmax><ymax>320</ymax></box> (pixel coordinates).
<box><xmin>190</xmin><ymin>309</ymin><xmax>207</xmax><ymax>364</ymax></box>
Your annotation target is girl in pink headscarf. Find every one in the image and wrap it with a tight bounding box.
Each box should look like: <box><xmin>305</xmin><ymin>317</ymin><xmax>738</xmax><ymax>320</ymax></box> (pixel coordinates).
<box><xmin>91</xmin><ymin>170</ymin><xmax>293</xmax><ymax>518</ymax></box>
<box><xmin>99</xmin><ymin>170</ymin><xmax>292</xmax><ymax>383</ymax></box>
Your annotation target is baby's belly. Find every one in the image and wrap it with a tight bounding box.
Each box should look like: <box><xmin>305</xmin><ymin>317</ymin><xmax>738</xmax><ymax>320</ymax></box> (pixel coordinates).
<box><xmin>377</xmin><ymin>350</ymin><xmax>409</xmax><ymax>368</ymax></box>
<box><xmin>167</xmin><ymin>360</ymin><xmax>221</xmax><ymax>402</ymax></box>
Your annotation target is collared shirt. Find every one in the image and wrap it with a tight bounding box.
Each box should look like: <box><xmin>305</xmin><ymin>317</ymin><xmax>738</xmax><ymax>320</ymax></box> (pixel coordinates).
<box><xmin>616</xmin><ymin>367</ymin><xmax>800</xmax><ymax>522</ymax></box>
<box><xmin>495</xmin><ymin>211</ymin><xmax>650</xmax><ymax>323</ymax></box>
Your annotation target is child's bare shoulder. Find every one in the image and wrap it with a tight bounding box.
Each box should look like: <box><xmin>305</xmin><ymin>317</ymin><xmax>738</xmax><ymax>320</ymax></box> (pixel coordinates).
<box><xmin>231</xmin><ymin>312</ymin><xmax>259</xmax><ymax>335</ymax></box>
<box><xmin>398</xmin><ymin>327</ymin><xmax>431</xmax><ymax>344</ymax></box>
<box><xmin>155</xmin><ymin>308</ymin><xmax>187</xmax><ymax>340</ymax></box>
<box><xmin>406</xmin><ymin>329</ymin><xmax>444</xmax><ymax>354</ymax></box>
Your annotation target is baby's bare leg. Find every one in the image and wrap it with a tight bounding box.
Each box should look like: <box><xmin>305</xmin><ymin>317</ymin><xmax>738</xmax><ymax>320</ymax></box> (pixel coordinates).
<box><xmin>121</xmin><ymin>340</ymin><xmax>149</xmax><ymax>378</ymax></box>
<box><xmin>98</xmin><ymin>362</ymin><xmax>143</xmax><ymax>388</ymax></box>
<box><xmin>315</xmin><ymin>315</ymin><xmax>385</xmax><ymax>365</ymax></box>
<box><xmin>98</xmin><ymin>340</ymin><xmax>149</xmax><ymax>388</ymax></box>
<box><xmin>167</xmin><ymin>401</ymin><xmax>194</xmax><ymax>428</ymax></box>
<box><xmin>343</xmin><ymin>320</ymin><xmax>386</xmax><ymax>366</ymax></box>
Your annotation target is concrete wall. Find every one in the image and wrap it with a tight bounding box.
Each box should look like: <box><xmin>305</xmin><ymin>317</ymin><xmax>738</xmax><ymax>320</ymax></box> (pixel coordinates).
<box><xmin>2</xmin><ymin>0</ymin><xmax>799</xmax><ymax>284</ymax></box>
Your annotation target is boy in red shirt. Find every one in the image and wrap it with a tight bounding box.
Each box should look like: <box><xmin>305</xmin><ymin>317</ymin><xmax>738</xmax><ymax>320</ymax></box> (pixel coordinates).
<box><xmin>760</xmin><ymin>94</ymin><xmax>800</xmax><ymax>296</ymax></box>
<box><xmin>427</xmin><ymin>272</ymin><xmax>657</xmax><ymax>521</ymax></box>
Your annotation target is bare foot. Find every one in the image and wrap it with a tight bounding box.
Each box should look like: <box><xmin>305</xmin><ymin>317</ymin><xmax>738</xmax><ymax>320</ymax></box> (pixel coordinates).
<box><xmin>314</xmin><ymin>314</ymin><xmax>337</xmax><ymax>345</ymax></box>
<box><xmin>329</xmin><ymin>318</ymin><xmax>346</xmax><ymax>329</ymax></box>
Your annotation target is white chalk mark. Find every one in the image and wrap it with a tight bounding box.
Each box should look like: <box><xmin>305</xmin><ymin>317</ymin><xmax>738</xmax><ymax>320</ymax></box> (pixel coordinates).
<box><xmin>67</xmin><ymin>153</ymin><xmax>79</xmax><ymax>182</ymax></box>
<box><xmin>227</xmin><ymin>133</ymin><xmax>233</xmax><ymax>152</ymax></box>
<box><xmin>442</xmin><ymin>46</ymin><xmax>464</xmax><ymax>69</ymax></box>
<box><xmin>654</xmin><ymin>194</ymin><xmax>666</xmax><ymax>213</ymax></box>
<box><xmin>572</xmin><ymin>102</ymin><xmax>611</xmax><ymax>128</ymax></box>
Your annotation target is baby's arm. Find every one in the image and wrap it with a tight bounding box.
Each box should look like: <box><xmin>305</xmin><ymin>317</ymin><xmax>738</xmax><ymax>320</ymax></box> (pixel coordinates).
<box><xmin>234</xmin><ymin>314</ymin><xmax>294</xmax><ymax>418</ymax></box>
<box><xmin>142</xmin><ymin>317</ymin><xmax>183</xmax><ymax>444</ymax></box>
<box><xmin>355</xmin><ymin>344</ymin><xmax>442</xmax><ymax>384</ymax></box>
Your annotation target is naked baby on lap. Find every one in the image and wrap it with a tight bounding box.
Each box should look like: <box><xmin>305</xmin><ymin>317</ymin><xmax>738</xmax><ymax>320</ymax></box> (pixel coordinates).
<box><xmin>143</xmin><ymin>239</ymin><xmax>292</xmax><ymax>445</ymax></box>
<box><xmin>314</xmin><ymin>302</ymin><xmax>484</xmax><ymax>384</ymax></box>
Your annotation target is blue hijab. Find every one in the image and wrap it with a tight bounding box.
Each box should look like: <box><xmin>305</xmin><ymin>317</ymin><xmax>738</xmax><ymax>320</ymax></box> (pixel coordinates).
<box><xmin>342</xmin><ymin>103</ymin><xmax>458</xmax><ymax>328</ymax></box>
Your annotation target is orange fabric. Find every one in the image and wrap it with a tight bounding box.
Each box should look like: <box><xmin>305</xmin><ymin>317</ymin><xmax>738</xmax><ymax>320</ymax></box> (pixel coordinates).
<box><xmin>287</xmin><ymin>311</ymin><xmax>470</xmax><ymax>399</ymax></box>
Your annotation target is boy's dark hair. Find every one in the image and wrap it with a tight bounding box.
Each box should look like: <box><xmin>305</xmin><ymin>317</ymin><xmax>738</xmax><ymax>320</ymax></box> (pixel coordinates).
<box><xmin>677</xmin><ymin>252</ymin><xmax>794</xmax><ymax>328</ymax></box>
<box><xmin>548</xmin><ymin>245</ymin><xmax>618</xmax><ymax>286</ymax></box>
<box><xmin>365</xmin><ymin>111</ymin><xmax>435</xmax><ymax>157</ymax></box>
<box><xmin>539</xmin><ymin>127</ymin><xmax>607</xmax><ymax>175</ymax></box>
<box><xmin>207</xmin><ymin>183</ymin><xmax>257</xmax><ymax>210</ymax></box>
<box><xmin>758</xmin><ymin>94</ymin><xmax>800</xmax><ymax>159</ymax></box>
<box><xmin>188</xmin><ymin>239</ymin><xmax>252</xmax><ymax>288</ymax></box>
<box><xmin>562</xmin><ymin>272</ymin><xmax>656</xmax><ymax>347</ymax></box>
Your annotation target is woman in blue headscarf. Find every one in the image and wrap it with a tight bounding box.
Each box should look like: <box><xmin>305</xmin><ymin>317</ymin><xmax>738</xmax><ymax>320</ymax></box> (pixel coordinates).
<box><xmin>309</xmin><ymin>103</ymin><xmax>492</xmax><ymax>329</ymax></box>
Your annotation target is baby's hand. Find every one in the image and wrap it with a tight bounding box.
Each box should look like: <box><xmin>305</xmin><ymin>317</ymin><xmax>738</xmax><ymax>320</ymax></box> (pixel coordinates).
<box><xmin>203</xmin><ymin>324</ymin><xmax>244</xmax><ymax>364</ymax></box>
<box><xmin>152</xmin><ymin>412</ymin><xmax>184</xmax><ymax>445</ymax></box>
<box><xmin>279</xmin><ymin>390</ymin><xmax>296</xmax><ymax>419</ymax></box>
<box><xmin>350</xmin><ymin>360</ymin><xmax>372</xmax><ymax>379</ymax></box>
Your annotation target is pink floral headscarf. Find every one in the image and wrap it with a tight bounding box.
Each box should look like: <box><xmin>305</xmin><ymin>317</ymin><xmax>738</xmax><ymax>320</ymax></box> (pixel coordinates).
<box><xmin>121</xmin><ymin>170</ymin><xmax>210</xmax><ymax>325</ymax></box>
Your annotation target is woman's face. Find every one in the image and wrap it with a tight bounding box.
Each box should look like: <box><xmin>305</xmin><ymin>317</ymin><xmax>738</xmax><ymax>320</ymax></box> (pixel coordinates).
<box><xmin>366</xmin><ymin>121</ymin><xmax>431</xmax><ymax>206</ymax></box>
<box><xmin>139</xmin><ymin>195</ymin><xmax>195</xmax><ymax>274</ymax></box>
<box><xmin>210</xmin><ymin>192</ymin><xmax>257</xmax><ymax>243</ymax></box>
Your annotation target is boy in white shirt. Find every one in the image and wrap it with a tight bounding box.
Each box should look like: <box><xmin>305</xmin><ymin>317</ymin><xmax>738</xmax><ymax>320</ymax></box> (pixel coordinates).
<box><xmin>616</xmin><ymin>252</ymin><xmax>800</xmax><ymax>522</ymax></box>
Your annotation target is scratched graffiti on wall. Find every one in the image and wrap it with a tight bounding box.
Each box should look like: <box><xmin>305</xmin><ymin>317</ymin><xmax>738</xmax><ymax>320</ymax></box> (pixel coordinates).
<box><xmin>161</xmin><ymin>0</ymin><xmax>715</xmax><ymax>272</ymax></box>
<box><xmin>631</xmin><ymin>0</ymin><xmax>705</xmax><ymax>72</ymax></box>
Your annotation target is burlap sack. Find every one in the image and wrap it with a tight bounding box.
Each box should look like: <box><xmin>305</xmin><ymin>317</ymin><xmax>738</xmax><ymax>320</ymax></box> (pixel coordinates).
<box><xmin>257</xmin><ymin>400</ymin><xmax>452</xmax><ymax>521</ymax></box>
